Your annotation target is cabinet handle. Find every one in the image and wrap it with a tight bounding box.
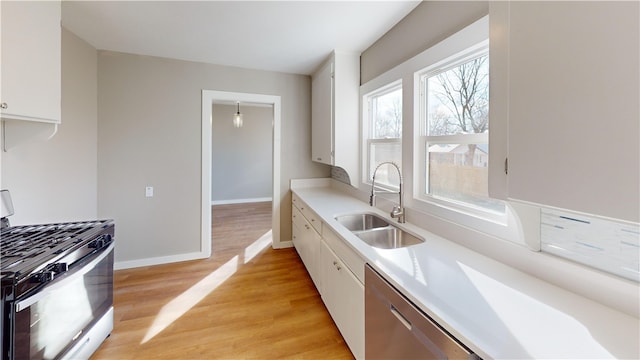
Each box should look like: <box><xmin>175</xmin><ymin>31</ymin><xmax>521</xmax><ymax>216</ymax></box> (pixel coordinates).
<box><xmin>304</xmin><ymin>224</ymin><xmax>310</xmax><ymax>230</ymax></box>
<box><xmin>317</xmin><ymin>157</ymin><xmax>323</xmax><ymax>161</ymax></box>
<box><xmin>0</xmin><ymin>103</ymin><xmax>7</xmax><ymax>109</ymax></box>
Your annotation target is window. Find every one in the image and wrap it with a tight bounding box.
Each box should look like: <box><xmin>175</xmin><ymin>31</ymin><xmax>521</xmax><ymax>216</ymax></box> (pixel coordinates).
<box><xmin>363</xmin><ymin>82</ymin><xmax>402</xmax><ymax>188</ymax></box>
<box><xmin>418</xmin><ymin>48</ymin><xmax>505</xmax><ymax>215</ymax></box>
<box><xmin>359</xmin><ymin>17</ymin><xmax>517</xmax><ymax>242</ymax></box>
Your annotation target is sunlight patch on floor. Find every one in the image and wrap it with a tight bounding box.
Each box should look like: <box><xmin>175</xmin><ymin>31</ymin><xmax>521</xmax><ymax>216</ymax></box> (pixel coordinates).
<box><xmin>140</xmin><ymin>231</ymin><xmax>273</xmax><ymax>344</ymax></box>
<box><xmin>244</xmin><ymin>230</ymin><xmax>272</xmax><ymax>264</ymax></box>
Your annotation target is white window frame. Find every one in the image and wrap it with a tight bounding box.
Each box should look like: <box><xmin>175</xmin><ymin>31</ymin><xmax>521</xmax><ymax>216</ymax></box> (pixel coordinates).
<box><xmin>359</xmin><ymin>16</ymin><xmax>523</xmax><ymax>244</ymax></box>
<box><xmin>362</xmin><ymin>80</ymin><xmax>403</xmax><ymax>189</ymax></box>
<box><xmin>415</xmin><ymin>45</ymin><xmax>505</xmax><ymax>222</ymax></box>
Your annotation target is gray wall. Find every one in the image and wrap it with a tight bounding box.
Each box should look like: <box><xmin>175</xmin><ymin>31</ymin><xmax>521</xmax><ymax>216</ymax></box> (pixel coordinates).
<box><xmin>212</xmin><ymin>104</ymin><xmax>273</xmax><ymax>203</ymax></box>
<box><xmin>0</xmin><ymin>28</ymin><xmax>98</xmax><ymax>225</ymax></box>
<box><xmin>360</xmin><ymin>1</ymin><xmax>488</xmax><ymax>83</ymax></box>
<box><xmin>97</xmin><ymin>51</ymin><xmax>328</xmax><ymax>264</ymax></box>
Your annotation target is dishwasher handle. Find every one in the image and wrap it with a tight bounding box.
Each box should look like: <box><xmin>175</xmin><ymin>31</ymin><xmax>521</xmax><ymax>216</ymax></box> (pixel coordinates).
<box><xmin>390</xmin><ymin>304</ymin><xmax>412</xmax><ymax>330</ymax></box>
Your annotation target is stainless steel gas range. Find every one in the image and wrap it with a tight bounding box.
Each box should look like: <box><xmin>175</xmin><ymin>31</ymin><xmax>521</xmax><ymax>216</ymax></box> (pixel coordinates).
<box><xmin>0</xmin><ymin>190</ymin><xmax>115</xmax><ymax>360</ymax></box>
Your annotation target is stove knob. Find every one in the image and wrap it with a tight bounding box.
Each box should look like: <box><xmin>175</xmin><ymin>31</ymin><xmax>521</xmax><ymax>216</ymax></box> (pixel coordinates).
<box><xmin>91</xmin><ymin>234</ymin><xmax>112</xmax><ymax>248</ymax></box>
<box><xmin>52</xmin><ymin>262</ymin><xmax>68</xmax><ymax>274</ymax></box>
<box><xmin>30</xmin><ymin>271</ymin><xmax>55</xmax><ymax>283</ymax></box>
<box><xmin>88</xmin><ymin>238</ymin><xmax>104</xmax><ymax>249</ymax></box>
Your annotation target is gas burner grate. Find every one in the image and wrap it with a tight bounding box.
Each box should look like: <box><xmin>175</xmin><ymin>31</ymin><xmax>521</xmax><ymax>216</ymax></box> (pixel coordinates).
<box><xmin>0</xmin><ymin>220</ymin><xmax>111</xmax><ymax>273</ymax></box>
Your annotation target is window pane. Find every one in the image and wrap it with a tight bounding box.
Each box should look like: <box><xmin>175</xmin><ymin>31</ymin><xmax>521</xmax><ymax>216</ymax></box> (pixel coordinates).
<box><xmin>427</xmin><ymin>55</ymin><xmax>489</xmax><ymax>136</ymax></box>
<box><xmin>428</xmin><ymin>143</ymin><xmax>504</xmax><ymax>213</ymax></box>
<box><xmin>370</xmin><ymin>141</ymin><xmax>401</xmax><ymax>187</ymax></box>
<box><xmin>371</xmin><ymin>87</ymin><xmax>402</xmax><ymax>139</ymax></box>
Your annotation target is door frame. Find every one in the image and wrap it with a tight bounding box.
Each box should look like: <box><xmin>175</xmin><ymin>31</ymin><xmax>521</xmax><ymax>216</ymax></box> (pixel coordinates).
<box><xmin>201</xmin><ymin>90</ymin><xmax>282</xmax><ymax>256</ymax></box>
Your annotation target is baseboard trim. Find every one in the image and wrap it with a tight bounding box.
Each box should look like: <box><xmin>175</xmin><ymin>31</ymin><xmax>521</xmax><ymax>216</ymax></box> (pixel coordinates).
<box><xmin>211</xmin><ymin>197</ymin><xmax>273</xmax><ymax>205</ymax></box>
<box><xmin>272</xmin><ymin>240</ymin><xmax>293</xmax><ymax>249</ymax></box>
<box><xmin>115</xmin><ymin>251</ymin><xmax>208</xmax><ymax>270</ymax></box>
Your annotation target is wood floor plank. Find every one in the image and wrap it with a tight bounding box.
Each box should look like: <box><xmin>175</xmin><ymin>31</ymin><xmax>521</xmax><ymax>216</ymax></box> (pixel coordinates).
<box><xmin>92</xmin><ymin>202</ymin><xmax>353</xmax><ymax>359</ymax></box>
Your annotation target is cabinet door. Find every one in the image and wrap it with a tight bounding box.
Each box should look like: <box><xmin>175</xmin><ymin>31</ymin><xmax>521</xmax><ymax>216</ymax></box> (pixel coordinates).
<box><xmin>293</xmin><ymin>209</ymin><xmax>322</xmax><ymax>292</ymax></box>
<box><xmin>311</xmin><ymin>59</ymin><xmax>333</xmax><ymax>165</ymax></box>
<box><xmin>320</xmin><ymin>240</ymin><xmax>364</xmax><ymax>359</ymax></box>
<box><xmin>292</xmin><ymin>220</ymin><xmax>303</xmax><ymax>258</ymax></box>
<box><xmin>504</xmin><ymin>2</ymin><xmax>639</xmax><ymax>221</ymax></box>
<box><xmin>1</xmin><ymin>1</ymin><xmax>61</xmax><ymax>123</ymax></box>
<box><xmin>300</xmin><ymin>218</ymin><xmax>321</xmax><ymax>292</ymax></box>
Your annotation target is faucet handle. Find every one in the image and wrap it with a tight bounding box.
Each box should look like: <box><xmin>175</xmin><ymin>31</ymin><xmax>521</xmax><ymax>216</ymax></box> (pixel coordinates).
<box><xmin>390</xmin><ymin>205</ymin><xmax>401</xmax><ymax>216</ymax></box>
<box><xmin>369</xmin><ymin>193</ymin><xmax>375</xmax><ymax>206</ymax></box>
<box><xmin>390</xmin><ymin>205</ymin><xmax>405</xmax><ymax>223</ymax></box>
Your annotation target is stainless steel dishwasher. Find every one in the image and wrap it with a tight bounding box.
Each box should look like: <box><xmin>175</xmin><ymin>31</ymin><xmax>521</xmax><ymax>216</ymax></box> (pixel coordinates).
<box><xmin>365</xmin><ymin>264</ymin><xmax>480</xmax><ymax>359</ymax></box>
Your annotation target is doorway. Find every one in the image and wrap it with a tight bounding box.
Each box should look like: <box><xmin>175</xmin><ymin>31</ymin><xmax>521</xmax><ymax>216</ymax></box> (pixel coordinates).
<box><xmin>201</xmin><ymin>90</ymin><xmax>282</xmax><ymax>257</ymax></box>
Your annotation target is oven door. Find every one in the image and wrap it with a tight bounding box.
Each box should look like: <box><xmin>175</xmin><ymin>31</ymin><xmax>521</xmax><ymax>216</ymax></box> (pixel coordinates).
<box><xmin>12</xmin><ymin>243</ymin><xmax>114</xmax><ymax>360</ymax></box>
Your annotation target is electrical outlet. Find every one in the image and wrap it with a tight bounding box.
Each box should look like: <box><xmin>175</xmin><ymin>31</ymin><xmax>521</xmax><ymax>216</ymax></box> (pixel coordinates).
<box><xmin>145</xmin><ymin>186</ymin><xmax>154</xmax><ymax>197</ymax></box>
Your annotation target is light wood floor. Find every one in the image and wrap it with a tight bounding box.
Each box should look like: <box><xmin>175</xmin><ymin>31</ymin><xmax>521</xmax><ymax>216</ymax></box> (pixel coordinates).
<box><xmin>92</xmin><ymin>202</ymin><xmax>353</xmax><ymax>359</ymax></box>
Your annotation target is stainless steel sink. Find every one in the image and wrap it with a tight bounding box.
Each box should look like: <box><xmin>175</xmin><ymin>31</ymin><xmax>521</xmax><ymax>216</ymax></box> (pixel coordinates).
<box><xmin>335</xmin><ymin>213</ymin><xmax>389</xmax><ymax>231</ymax></box>
<box><xmin>355</xmin><ymin>227</ymin><xmax>424</xmax><ymax>249</ymax></box>
<box><xmin>335</xmin><ymin>213</ymin><xmax>424</xmax><ymax>249</ymax></box>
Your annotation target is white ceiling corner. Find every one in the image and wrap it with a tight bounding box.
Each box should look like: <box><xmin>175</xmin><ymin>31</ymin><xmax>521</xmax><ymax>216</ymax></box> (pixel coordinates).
<box><xmin>61</xmin><ymin>0</ymin><xmax>421</xmax><ymax>75</ymax></box>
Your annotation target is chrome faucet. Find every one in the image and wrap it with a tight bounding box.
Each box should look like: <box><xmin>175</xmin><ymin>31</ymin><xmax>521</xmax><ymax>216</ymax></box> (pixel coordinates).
<box><xmin>369</xmin><ymin>162</ymin><xmax>405</xmax><ymax>223</ymax></box>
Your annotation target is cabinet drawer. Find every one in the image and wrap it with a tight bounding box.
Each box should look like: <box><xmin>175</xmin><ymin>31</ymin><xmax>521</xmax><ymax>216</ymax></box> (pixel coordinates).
<box><xmin>292</xmin><ymin>193</ymin><xmax>302</xmax><ymax>210</ymax></box>
<box><xmin>292</xmin><ymin>206</ymin><xmax>306</xmax><ymax>230</ymax></box>
<box><xmin>303</xmin><ymin>208</ymin><xmax>321</xmax><ymax>234</ymax></box>
<box><xmin>323</xmin><ymin>227</ymin><xmax>365</xmax><ymax>284</ymax></box>
<box><xmin>292</xmin><ymin>194</ymin><xmax>322</xmax><ymax>233</ymax></box>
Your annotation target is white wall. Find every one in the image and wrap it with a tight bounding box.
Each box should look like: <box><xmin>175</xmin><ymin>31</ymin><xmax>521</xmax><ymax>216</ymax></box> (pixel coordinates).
<box><xmin>211</xmin><ymin>103</ymin><xmax>272</xmax><ymax>203</ymax></box>
<box><xmin>0</xmin><ymin>28</ymin><xmax>97</xmax><ymax>224</ymax></box>
<box><xmin>97</xmin><ymin>51</ymin><xmax>328</xmax><ymax>265</ymax></box>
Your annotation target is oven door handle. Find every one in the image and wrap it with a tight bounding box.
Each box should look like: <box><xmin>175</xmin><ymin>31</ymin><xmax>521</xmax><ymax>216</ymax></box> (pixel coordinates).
<box><xmin>15</xmin><ymin>243</ymin><xmax>114</xmax><ymax>312</ymax></box>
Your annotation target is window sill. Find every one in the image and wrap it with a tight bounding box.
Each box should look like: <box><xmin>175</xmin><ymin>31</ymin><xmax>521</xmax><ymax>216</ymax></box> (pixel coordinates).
<box><xmin>409</xmin><ymin>196</ymin><xmax>527</xmax><ymax>247</ymax></box>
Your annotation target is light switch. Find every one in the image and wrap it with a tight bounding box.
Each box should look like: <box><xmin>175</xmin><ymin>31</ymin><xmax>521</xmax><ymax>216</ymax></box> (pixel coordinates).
<box><xmin>145</xmin><ymin>186</ymin><xmax>154</xmax><ymax>197</ymax></box>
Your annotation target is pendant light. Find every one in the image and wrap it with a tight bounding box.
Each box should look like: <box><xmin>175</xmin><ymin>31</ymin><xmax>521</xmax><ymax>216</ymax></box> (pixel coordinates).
<box><xmin>233</xmin><ymin>102</ymin><xmax>243</xmax><ymax>128</ymax></box>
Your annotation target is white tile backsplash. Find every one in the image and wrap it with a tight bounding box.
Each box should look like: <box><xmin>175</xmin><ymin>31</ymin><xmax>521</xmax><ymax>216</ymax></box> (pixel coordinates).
<box><xmin>541</xmin><ymin>209</ymin><xmax>639</xmax><ymax>282</ymax></box>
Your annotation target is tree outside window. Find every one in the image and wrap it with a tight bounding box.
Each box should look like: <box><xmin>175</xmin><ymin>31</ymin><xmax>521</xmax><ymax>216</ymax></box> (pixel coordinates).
<box><xmin>422</xmin><ymin>53</ymin><xmax>504</xmax><ymax>213</ymax></box>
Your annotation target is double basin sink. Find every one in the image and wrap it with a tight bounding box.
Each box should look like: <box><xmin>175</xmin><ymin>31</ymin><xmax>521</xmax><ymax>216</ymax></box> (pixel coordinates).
<box><xmin>335</xmin><ymin>213</ymin><xmax>424</xmax><ymax>249</ymax></box>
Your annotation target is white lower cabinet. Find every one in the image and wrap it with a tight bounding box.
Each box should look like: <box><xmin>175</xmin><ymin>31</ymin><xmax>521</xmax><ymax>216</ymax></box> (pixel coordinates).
<box><xmin>292</xmin><ymin>206</ymin><xmax>322</xmax><ymax>291</ymax></box>
<box><xmin>320</xmin><ymin>240</ymin><xmax>365</xmax><ymax>360</ymax></box>
<box><xmin>292</xmin><ymin>194</ymin><xmax>364</xmax><ymax>359</ymax></box>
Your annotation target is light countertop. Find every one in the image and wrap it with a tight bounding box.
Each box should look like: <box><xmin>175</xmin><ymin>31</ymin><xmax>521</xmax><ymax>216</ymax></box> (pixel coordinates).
<box><xmin>291</xmin><ymin>180</ymin><xmax>639</xmax><ymax>359</ymax></box>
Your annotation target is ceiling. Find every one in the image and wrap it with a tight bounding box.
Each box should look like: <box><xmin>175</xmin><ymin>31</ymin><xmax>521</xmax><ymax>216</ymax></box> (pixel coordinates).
<box><xmin>62</xmin><ymin>1</ymin><xmax>421</xmax><ymax>76</ymax></box>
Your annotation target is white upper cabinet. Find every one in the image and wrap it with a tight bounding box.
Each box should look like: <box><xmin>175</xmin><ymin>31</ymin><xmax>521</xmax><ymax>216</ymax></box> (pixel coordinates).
<box><xmin>489</xmin><ymin>2</ymin><xmax>639</xmax><ymax>222</ymax></box>
<box><xmin>1</xmin><ymin>1</ymin><xmax>62</xmax><ymax>124</ymax></box>
<box><xmin>311</xmin><ymin>50</ymin><xmax>360</xmax><ymax>186</ymax></box>
<box><xmin>311</xmin><ymin>59</ymin><xmax>333</xmax><ymax>165</ymax></box>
